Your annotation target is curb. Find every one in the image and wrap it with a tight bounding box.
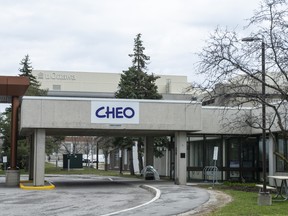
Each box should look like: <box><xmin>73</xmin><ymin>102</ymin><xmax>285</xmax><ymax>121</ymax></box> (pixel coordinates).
<box><xmin>19</xmin><ymin>180</ymin><xmax>55</xmax><ymax>190</ymax></box>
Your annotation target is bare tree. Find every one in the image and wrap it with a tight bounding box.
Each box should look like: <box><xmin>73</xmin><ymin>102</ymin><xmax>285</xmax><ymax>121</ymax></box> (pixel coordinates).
<box><xmin>62</xmin><ymin>136</ymin><xmax>84</xmax><ymax>154</ymax></box>
<box><xmin>97</xmin><ymin>137</ymin><xmax>115</xmax><ymax>171</ymax></box>
<box><xmin>193</xmin><ymin>0</ymin><xmax>288</xmax><ymax>165</ymax></box>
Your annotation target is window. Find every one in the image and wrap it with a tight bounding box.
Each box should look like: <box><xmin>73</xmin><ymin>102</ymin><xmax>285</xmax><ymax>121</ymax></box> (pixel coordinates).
<box><xmin>204</xmin><ymin>136</ymin><xmax>222</xmax><ymax>167</ymax></box>
<box><xmin>53</xmin><ymin>85</ymin><xmax>61</xmax><ymax>91</ymax></box>
<box><xmin>227</xmin><ymin>136</ymin><xmax>259</xmax><ymax>181</ymax></box>
<box><xmin>276</xmin><ymin>135</ymin><xmax>288</xmax><ymax>172</ymax></box>
<box><xmin>188</xmin><ymin>135</ymin><xmax>222</xmax><ymax>167</ymax></box>
<box><xmin>188</xmin><ymin>137</ymin><xmax>203</xmax><ymax>167</ymax></box>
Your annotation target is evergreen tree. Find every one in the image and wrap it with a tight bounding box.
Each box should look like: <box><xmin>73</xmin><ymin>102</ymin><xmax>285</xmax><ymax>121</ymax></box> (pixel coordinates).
<box><xmin>129</xmin><ymin>33</ymin><xmax>150</xmax><ymax>72</ymax></box>
<box><xmin>115</xmin><ymin>33</ymin><xmax>162</xmax><ymax>100</ymax></box>
<box><xmin>19</xmin><ymin>55</ymin><xmax>39</xmax><ymax>87</ymax></box>
<box><xmin>0</xmin><ymin>107</ymin><xmax>11</xmax><ymax>164</ymax></box>
<box><xmin>115</xmin><ymin>34</ymin><xmax>162</xmax><ymax>174</ymax></box>
<box><xmin>18</xmin><ymin>54</ymin><xmax>47</xmax><ymax>96</ymax></box>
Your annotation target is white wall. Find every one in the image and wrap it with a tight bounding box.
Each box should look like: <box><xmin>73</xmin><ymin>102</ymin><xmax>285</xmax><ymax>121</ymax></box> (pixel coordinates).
<box><xmin>20</xmin><ymin>97</ymin><xmax>202</xmax><ymax>136</ymax></box>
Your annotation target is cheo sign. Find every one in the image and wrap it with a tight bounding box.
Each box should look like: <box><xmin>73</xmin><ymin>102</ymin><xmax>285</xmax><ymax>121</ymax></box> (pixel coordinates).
<box><xmin>91</xmin><ymin>101</ymin><xmax>139</xmax><ymax>124</ymax></box>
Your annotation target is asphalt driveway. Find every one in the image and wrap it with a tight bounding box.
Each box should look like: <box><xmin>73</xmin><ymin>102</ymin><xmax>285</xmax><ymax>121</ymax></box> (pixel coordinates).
<box><xmin>0</xmin><ymin>175</ymin><xmax>210</xmax><ymax>216</ymax></box>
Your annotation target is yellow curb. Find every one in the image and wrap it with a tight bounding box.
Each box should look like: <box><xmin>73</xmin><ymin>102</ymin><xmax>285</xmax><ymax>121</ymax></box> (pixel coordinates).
<box><xmin>19</xmin><ymin>180</ymin><xmax>55</xmax><ymax>190</ymax></box>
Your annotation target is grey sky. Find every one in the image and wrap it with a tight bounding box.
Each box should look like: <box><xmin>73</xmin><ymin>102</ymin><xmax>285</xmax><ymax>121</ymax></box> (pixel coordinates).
<box><xmin>0</xmin><ymin>0</ymin><xmax>260</xmax><ymax>112</ymax></box>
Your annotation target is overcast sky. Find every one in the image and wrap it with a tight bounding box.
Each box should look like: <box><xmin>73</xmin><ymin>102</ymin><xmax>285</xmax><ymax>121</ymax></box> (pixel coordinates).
<box><xmin>0</xmin><ymin>0</ymin><xmax>260</xmax><ymax>111</ymax></box>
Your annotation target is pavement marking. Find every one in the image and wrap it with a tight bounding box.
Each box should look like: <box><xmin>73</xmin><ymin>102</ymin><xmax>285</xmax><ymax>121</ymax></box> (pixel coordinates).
<box><xmin>107</xmin><ymin>178</ymin><xmax>114</xmax><ymax>181</ymax></box>
<box><xmin>101</xmin><ymin>184</ymin><xmax>161</xmax><ymax>216</ymax></box>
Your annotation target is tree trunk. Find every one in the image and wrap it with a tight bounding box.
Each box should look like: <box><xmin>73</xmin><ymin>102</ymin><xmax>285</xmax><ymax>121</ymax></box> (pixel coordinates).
<box><xmin>128</xmin><ymin>148</ymin><xmax>135</xmax><ymax>175</ymax></box>
<box><xmin>104</xmin><ymin>151</ymin><xmax>109</xmax><ymax>171</ymax></box>
<box><xmin>137</xmin><ymin>140</ymin><xmax>144</xmax><ymax>172</ymax></box>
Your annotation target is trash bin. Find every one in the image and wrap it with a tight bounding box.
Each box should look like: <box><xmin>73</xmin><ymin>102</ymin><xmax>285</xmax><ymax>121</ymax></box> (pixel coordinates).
<box><xmin>63</xmin><ymin>154</ymin><xmax>83</xmax><ymax>169</ymax></box>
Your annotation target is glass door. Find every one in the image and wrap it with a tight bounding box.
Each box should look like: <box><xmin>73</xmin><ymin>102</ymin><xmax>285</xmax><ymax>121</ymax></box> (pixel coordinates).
<box><xmin>227</xmin><ymin>137</ymin><xmax>258</xmax><ymax>182</ymax></box>
<box><xmin>227</xmin><ymin>139</ymin><xmax>240</xmax><ymax>180</ymax></box>
<box><xmin>241</xmin><ymin>137</ymin><xmax>258</xmax><ymax>181</ymax></box>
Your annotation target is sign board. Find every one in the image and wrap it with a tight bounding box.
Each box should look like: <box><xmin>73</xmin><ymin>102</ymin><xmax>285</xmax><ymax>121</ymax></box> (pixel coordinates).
<box><xmin>3</xmin><ymin>156</ymin><xmax>7</xmax><ymax>163</ymax></box>
<box><xmin>37</xmin><ymin>72</ymin><xmax>76</xmax><ymax>81</ymax></box>
<box><xmin>213</xmin><ymin>146</ymin><xmax>218</xmax><ymax>161</ymax></box>
<box><xmin>91</xmin><ymin>101</ymin><xmax>139</xmax><ymax>124</ymax></box>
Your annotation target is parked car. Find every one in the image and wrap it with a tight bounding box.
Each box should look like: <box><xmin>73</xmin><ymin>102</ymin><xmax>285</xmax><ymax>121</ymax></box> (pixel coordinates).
<box><xmin>82</xmin><ymin>158</ymin><xmax>91</xmax><ymax>163</ymax></box>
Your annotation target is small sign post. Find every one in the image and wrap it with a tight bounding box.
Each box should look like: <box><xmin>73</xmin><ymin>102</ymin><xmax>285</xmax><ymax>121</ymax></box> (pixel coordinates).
<box><xmin>3</xmin><ymin>156</ymin><xmax>7</xmax><ymax>170</ymax></box>
<box><xmin>212</xmin><ymin>147</ymin><xmax>219</xmax><ymax>187</ymax></box>
<box><xmin>213</xmin><ymin>146</ymin><xmax>218</xmax><ymax>161</ymax></box>
<box><xmin>67</xmin><ymin>154</ymin><xmax>70</xmax><ymax>172</ymax></box>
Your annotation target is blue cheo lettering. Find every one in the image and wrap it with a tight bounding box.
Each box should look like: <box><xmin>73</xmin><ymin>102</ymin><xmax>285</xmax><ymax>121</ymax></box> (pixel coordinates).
<box><xmin>95</xmin><ymin>106</ymin><xmax>135</xmax><ymax>119</ymax></box>
<box><xmin>105</xmin><ymin>107</ymin><xmax>115</xmax><ymax>118</ymax></box>
<box><xmin>115</xmin><ymin>107</ymin><xmax>123</xmax><ymax>118</ymax></box>
<box><xmin>95</xmin><ymin>106</ymin><xmax>105</xmax><ymax>118</ymax></box>
<box><xmin>123</xmin><ymin>107</ymin><xmax>135</xmax><ymax>118</ymax></box>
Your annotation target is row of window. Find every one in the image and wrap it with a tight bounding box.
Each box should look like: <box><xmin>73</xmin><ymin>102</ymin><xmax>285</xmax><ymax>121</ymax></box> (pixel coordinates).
<box><xmin>186</xmin><ymin>134</ymin><xmax>288</xmax><ymax>181</ymax></box>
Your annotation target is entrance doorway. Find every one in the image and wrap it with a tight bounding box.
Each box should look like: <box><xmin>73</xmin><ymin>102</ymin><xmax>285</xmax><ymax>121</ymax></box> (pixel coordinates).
<box><xmin>227</xmin><ymin>137</ymin><xmax>259</xmax><ymax>182</ymax></box>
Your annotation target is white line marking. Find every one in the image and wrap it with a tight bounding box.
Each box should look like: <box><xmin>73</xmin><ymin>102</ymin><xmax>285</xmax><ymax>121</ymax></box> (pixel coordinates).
<box><xmin>101</xmin><ymin>184</ymin><xmax>161</xmax><ymax>216</ymax></box>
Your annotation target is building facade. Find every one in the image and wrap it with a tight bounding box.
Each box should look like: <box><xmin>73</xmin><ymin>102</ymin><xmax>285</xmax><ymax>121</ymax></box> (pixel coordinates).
<box><xmin>32</xmin><ymin>70</ymin><xmax>194</xmax><ymax>100</ymax></box>
<box><xmin>29</xmin><ymin>70</ymin><xmax>288</xmax><ymax>184</ymax></box>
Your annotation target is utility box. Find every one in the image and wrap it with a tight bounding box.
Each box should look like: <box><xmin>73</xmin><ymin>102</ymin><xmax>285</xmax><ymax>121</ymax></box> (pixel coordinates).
<box><xmin>63</xmin><ymin>154</ymin><xmax>83</xmax><ymax>169</ymax></box>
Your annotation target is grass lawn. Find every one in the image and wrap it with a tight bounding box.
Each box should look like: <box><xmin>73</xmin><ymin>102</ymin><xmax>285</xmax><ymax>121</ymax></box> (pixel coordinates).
<box><xmin>0</xmin><ymin>162</ymin><xmax>138</xmax><ymax>178</ymax></box>
<box><xmin>44</xmin><ymin>162</ymin><xmax>134</xmax><ymax>177</ymax></box>
<box><xmin>207</xmin><ymin>184</ymin><xmax>288</xmax><ymax>216</ymax></box>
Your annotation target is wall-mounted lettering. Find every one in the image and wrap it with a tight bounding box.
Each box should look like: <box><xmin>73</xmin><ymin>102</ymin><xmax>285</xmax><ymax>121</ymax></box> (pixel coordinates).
<box><xmin>95</xmin><ymin>106</ymin><xmax>135</xmax><ymax>119</ymax></box>
<box><xmin>91</xmin><ymin>101</ymin><xmax>139</xmax><ymax>124</ymax></box>
<box><xmin>37</xmin><ymin>72</ymin><xmax>76</xmax><ymax>81</ymax></box>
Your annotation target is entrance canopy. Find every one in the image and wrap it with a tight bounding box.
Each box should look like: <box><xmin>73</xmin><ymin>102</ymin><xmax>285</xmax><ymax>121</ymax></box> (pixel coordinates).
<box><xmin>0</xmin><ymin>76</ymin><xmax>30</xmax><ymax>103</ymax></box>
<box><xmin>20</xmin><ymin>96</ymin><xmax>202</xmax><ymax>136</ymax></box>
<box><xmin>18</xmin><ymin>96</ymin><xmax>258</xmax><ymax>187</ymax></box>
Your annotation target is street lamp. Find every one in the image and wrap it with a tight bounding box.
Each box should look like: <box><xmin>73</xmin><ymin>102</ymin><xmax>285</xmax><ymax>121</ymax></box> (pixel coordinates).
<box><xmin>242</xmin><ymin>37</ymin><xmax>267</xmax><ymax>194</ymax></box>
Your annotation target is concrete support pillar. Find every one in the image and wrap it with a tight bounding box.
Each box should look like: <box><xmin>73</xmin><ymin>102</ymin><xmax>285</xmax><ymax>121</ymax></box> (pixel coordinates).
<box><xmin>144</xmin><ymin>136</ymin><xmax>154</xmax><ymax>166</ymax></box>
<box><xmin>132</xmin><ymin>142</ymin><xmax>139</xmax><ymax>173</ymax></box>
<box><xmin>175</xmin><ymin>132</ymin><xmax>187</xmax><ymax>185</ymax></box>
<box><xmin>33</xmin><ymin>129</ymin><xmax>46</xmax><ymax>186</ymax></box>
<box><xmin>29</xmin><ymin>135</ymin><xmax>34</xmax><ymax>181</ymax></box>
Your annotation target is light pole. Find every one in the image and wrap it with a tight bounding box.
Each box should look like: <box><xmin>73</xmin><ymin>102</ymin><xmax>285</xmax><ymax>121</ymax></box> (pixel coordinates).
<box><xmin>242</xmin><ymin>37</ymin><xmax>267</xmax><ymax>194</ymax></box>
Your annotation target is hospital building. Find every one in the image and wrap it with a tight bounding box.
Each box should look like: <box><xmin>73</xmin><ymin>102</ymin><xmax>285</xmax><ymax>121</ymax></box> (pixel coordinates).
<box><xmin>23</xmin><ymin>69</ymin><xmax>288</xmax><ymax>185</ymax></box>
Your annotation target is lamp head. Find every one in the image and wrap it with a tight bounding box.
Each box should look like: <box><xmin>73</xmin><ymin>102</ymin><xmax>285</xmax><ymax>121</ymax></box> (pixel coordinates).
<box><xmin>242</xmin><ymin>37</ymin><xmax>262</xmax><ymax>42</ymax></box>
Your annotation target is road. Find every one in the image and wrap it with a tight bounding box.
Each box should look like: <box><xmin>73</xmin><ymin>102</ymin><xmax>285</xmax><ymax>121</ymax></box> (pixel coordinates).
<box><xmin>0</xmin><ymin>175</ymin><xmax>211</xmax><ymax>216</ymax></box>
